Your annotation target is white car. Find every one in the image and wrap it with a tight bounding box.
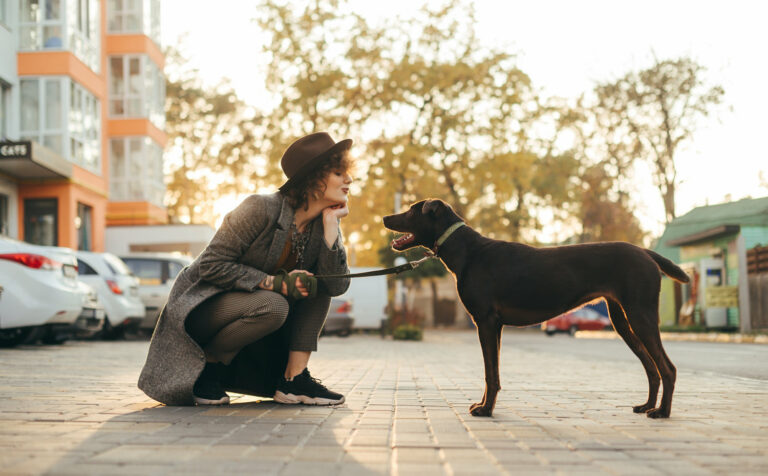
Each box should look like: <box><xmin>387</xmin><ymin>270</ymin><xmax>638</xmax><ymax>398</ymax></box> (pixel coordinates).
<box><xmin>75</xmin><ymin>251</ymin><xmax>145</xmax><ymax>338</ymax></box>
<box><xmin>119</xmin><ymin>253</ymin><xmax>194</xmax><ymax>331</ymax></box>
<box><xmin>0</xmin><ymin>236</ymin><xmax>85</xmax><ymax>347</ymax></box>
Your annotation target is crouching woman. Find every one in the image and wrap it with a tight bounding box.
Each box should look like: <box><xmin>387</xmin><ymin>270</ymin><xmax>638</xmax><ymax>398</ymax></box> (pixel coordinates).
<box><xmin>138</xmin><ymin>132</ymin><xmax>353</xmax><ymax>406</ymax></box>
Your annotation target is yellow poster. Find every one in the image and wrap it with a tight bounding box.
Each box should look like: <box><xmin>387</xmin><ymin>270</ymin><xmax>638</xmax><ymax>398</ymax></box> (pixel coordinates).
<box><xmin>704</xmin><ymin>286</ymin><xmax>739</xmax><ymax>308</ymax></box>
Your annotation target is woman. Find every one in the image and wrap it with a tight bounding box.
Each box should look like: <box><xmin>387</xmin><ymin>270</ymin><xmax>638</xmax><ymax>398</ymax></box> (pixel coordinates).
<box><xmin>138</xmin><ymin>132</ymin><xmax>353</xmax><ymax>406</ymax></box>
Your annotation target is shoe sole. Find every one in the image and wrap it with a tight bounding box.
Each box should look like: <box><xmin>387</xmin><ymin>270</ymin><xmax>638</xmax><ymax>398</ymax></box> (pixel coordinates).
<box><xmin>273</xmin><ymin>391</ymin><xmax>345</xmax><ymax>406</ymax></box>
<box><xmin>193</xmin><ymin>395</ymin><xmax>230</xmax><ymax>405</ymax></box>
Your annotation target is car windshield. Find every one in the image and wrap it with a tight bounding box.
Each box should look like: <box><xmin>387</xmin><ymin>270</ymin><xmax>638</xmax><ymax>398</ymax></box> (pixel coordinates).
<box><xmin>103</xmin><ymin>253</ymin><xmax>133</xmax><ymax>275</ymax></box>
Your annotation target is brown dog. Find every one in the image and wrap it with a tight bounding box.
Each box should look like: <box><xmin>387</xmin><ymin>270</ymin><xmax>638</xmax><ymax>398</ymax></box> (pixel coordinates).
<box><xmin>383</xmin><ymin>199</ymin><xmax>689</xmax><ymax>418</ymax></box>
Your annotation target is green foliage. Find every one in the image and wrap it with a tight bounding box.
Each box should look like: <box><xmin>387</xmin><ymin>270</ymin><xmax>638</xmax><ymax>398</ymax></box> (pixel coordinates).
<box><xmin>392</xmin><ymin>324</ymin><xmax>423</xmax><ymax>341</ymax></box>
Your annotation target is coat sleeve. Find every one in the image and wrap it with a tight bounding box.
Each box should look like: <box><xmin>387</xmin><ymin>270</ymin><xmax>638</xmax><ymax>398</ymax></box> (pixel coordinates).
<box><xmin>316</xmin><ymin>223</ymin><xmax>351</xmax><ymax>297</ymax></box>
<box><xmin>198</xmin><ymin>195</ymin><xmax>270</xmax><ymax>291</ymax></box>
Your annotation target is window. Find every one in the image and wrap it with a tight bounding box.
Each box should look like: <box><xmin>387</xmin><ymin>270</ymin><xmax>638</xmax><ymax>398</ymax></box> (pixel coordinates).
<box><xmin>20</xmin><ymin>78</ymin><xmax>64</xmax><ymax>156</ymax></box>
<box><xmin>77</xmin><ymin>259</ymin><xmax>98</xmax><ymax>275</ymax></box>
<box><xmin>108</xmin><ymin>55</ymin><xmax>165</xmax><ymax>128</ymax></box>
<box><xmin>0</xmin><ymin>194</ymin><xmax>8</xmax><ymax>236</ymax></box>
<box><xmin>76</xmin><ymin>202</ymin><xmax>92</xmax><ymax>250</ymax></box>
<box><xmin>20</xmin><ymin>0</ymin><xmax>100</xmax><ymax>72</ymax></box>
<box><xmin>24</xmin><ymin>198</ymin><xmax>58</xmax><ymax>246</ymax></box>
<box><xmin>20</xmin><ymin>77</ymin><xmax>101</xmax><ymax>172</ymax></box>
<box><xmin>110</xmin><ymin>137</ymin><xmax>165</xmax><ymax>206</ymax></box>
<box><xmin>0</xmin><ymin>82</ymin><xmax>7</xmax><ymax>140</ymax></box>
<box><xmin>108</xmin><ymin>0</ymin><xmax>161</xmax><ymax>46</ymax></box>
<box><xmin>68</xmin><ymin>0</ymin><xmax>100</xmax><ymax>72</ymax></box>
<box><xmin>121</xmin><ymin>258</ymin><xmax>162</xmax><ymax>285</ymax></box>
<box><xmin>20</xmin><ymin>0</ymin><xmax>64</xmax><ymax>50</ymax></box>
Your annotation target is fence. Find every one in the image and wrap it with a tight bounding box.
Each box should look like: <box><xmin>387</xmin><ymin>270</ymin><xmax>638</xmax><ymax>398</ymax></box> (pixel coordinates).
<box><xmin>747</xmin><ymin>246</ymin><xmax>768</xmax><ymax>329</ymax></box>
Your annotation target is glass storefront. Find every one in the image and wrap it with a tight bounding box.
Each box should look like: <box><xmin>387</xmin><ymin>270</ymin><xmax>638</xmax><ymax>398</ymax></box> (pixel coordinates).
<box><xmin>0</xmin><ymin>193</ymin><xmax>8</xmax><ymax>236</ymax></box>
<box><xmin>76</xmin><ymin>201</ymin><xmax>92</xmax><ymax>250</ymax></box>
<box><xmin>24</xmin><ymin>198</ymin><xmax>58</xmax><ymax>246</ymax></box>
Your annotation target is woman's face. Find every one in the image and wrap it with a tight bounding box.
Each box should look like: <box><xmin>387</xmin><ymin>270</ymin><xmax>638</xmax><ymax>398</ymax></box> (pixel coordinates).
<box><xmin>322</xmin><ymin>169</ymin><xmax>353</xmax><ymax>205</ymax></box>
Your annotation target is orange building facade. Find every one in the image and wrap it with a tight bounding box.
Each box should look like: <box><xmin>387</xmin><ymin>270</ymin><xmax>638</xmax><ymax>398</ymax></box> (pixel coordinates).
<box><xmin>0</xmin><ymin>0</ymin><xmax>166</xmax><ymax>250</ymax></box>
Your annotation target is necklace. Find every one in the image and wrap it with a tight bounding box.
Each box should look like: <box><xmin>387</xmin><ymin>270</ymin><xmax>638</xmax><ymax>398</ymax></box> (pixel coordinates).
<box><xmin>290</xmin><ymin>222</ymin><xmax>311</xmax><ymax>268</ymax></box>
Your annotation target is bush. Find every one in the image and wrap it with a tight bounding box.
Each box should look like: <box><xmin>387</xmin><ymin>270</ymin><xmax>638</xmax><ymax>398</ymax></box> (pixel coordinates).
<box><xmin>392</xmin><ymin>324</ymin><xmax>423</xmax><ymax>341</ymax></box>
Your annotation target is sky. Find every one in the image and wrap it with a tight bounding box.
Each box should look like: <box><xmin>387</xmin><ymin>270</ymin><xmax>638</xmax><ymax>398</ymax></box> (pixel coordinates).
<box><xmin>161</xmin><ymin>0</ymin><xmax>768</xmax><ymax>238</ymax></box>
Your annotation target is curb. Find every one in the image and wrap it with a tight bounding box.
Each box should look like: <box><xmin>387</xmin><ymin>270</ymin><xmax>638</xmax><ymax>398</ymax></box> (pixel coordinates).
<box><xmin>575</xmin><ymin>330</ymin><xmax>768</xmax><ymax>344</ymax></box>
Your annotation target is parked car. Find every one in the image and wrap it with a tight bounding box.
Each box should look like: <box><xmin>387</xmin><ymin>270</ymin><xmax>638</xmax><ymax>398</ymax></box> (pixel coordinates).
<box><xmin>119</xmin><ymin>253</ymin><xmax>193</xmax><ymax>331</ymax></box>
<box><xmin>0</xmin><ymin>236</ymin><xmax>86</xmax><ymax>347</ymax></box>
<box><xmin>543</xmin><ymin>306</ymin><xmax>612</xmax><ymax>336</ymax></box>
<box><xmin>322</xmin><ymin>297</ymin><xmax>354</xmax><ymax>337</ymax></box>
<box><xmin>75</xmin><ymin>251</ymin><xmax>145</xmax><ymax>339</ymax></box>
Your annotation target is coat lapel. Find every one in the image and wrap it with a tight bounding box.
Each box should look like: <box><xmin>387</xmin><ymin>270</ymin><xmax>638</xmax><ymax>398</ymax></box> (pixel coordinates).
<box><xmin>302</xmin><ymin>216</ymin><xmax>325</xmax><ymax>269</ymax></box>
<box><xmin>263</xmin><ymin>195</ymin><xmax>295</xmax><ymax>273</ymax></box>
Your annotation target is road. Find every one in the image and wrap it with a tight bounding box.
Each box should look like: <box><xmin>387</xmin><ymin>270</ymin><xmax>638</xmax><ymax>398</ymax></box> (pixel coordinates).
<box><xmin>0</xmin><ymin>330</ymin><xmax>765</xmax><ymax>475</ymax></box>
<box><xmin>498</xmin><ymin>329</ymin><xmax>768</xmax><ymax>381</ymax></box>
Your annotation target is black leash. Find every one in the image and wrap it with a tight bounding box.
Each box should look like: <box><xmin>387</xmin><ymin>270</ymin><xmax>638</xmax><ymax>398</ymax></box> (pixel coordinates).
<box><xmin>314</xmin><ymin>254</ymin><xmax>436</xmax><ymax>279</ymax></box>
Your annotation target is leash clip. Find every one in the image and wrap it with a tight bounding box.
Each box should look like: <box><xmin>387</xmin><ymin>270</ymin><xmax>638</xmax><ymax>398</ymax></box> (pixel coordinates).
<box><xmin>409</xmin><ymin>255</ymin><xmax>434</xmax><ymax>269</ymax></box>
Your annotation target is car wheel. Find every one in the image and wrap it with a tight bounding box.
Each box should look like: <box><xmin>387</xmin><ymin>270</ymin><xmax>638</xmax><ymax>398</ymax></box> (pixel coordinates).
<box><xmin>100</xmin><ymin>317</ymin><xmax>125</xmax><ymax>341</ymax></box>
<box><xmin>544</xmin><ymin>329</ymin><xmax>556</xmax><ymax>336</ymax></box>
<box><xmin>568</xmin><ymin>325</ymin><xmax>578</xmax><ymax>336</ymax></box>
<box><xmin>41</xmin><ymin>327</ymin><xmax>68</xmax><ymax>345</ymax></box>
<box><xmin>0</xmin><ymin>327</ymin><xmax>35</xmax><ymax>348</ymax></box>
<box><xmin>338</xmin><ymin>329</ymin><xmax>351</xmax><ymax>337</ymax></box>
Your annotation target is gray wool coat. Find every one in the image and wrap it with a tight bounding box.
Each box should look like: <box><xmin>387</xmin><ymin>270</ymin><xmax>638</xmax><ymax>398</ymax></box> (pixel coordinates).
<box><xmin>138</xmin><ymin>192</ymin><xmax>351</xmax><ymax>406</ymax></box>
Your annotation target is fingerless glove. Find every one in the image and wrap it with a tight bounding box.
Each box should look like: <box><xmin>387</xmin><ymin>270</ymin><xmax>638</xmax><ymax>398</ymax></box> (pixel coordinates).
<box><xmin>272</xmin><ymin>269</ymin><xmax>318</xmax><ymax>300</ymax></box>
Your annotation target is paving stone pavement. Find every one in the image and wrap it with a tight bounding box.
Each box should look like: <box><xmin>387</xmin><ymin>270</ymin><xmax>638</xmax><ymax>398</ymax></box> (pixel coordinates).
<box><xmin>0</xmin><ymin>330</ymin><xmax>766</xmax><ymax>475</ymax></box>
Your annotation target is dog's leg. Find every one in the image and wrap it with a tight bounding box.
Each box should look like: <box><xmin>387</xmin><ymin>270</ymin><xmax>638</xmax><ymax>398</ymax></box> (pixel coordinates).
<box><xmin>623</xmin><ymin>303</ymin><xmax>676</xmax><ymax>419</ymax></box>
<box><xmin>470</xmin><ymin>319</ymin><xmax>503</xmax><ymax>417</ymax></box>
<box><xmin>606</xmin><ymin>299</ymin><xmax>660</xmax><ymax>413</ymax></box>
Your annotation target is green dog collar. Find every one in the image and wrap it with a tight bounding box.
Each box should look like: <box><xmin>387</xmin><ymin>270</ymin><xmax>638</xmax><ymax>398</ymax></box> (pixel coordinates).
<box><xmin>435</xmin><ymin>221</ymin><xmax>465</xmax><ymax>249</ymax></box>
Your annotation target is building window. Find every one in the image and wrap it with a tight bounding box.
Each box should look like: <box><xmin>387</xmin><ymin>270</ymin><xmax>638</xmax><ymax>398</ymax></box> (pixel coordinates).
<box><xmin>0</xmin><ymin>82</ymin><xmax>7</xmax><ymax>140</ymax></box>
<box><xmin>20</xmin><ymin>77</ymin><xmax>101</xmax><ymax>172</ymax></box>
<box><xmin>0</xmin><ymin>194</ymin><xmax>8</xmax><ymax>236</ymax></box>
<box><xmin>110</xmin><ymin>137</ymin><xmax>164</xmax><ymax>206</ymax></box>
<box><xmin>108</xmin><ymin>54</ymin><xmax>165</xmax><ymax>128</ymax></box>
<box><xmin>107</xmin><ymin>0</ymin><xmax>161</xmax><ymax>46</ymax></box>
<box><xmin>68</xmin><ymin>0</ymin><xmax>101</xmax><ymax>72</ymax></box>
<box><xmin>76</xmin><ymin>202</ymin><xmax>92</xmax><ymax>250</ymax></box>
<box><xmin>20</xmin><ymin>0</ymin><xmax>100</xmax><ymax>72</ymax></box>
<box><xmin>24</xmin><ymin>198</ymin><xmax>58</xmax><ymax>246</ymax></box>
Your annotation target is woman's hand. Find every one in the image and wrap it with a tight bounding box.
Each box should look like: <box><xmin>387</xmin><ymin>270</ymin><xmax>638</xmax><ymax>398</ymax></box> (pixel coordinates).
<box><xmin>322</xmin><ymin>202</ymin><xmax>349</xmax><ymax>248</ymax></box>
<box><xmin>322</xmin><ymin>202</ymin><xmax>349</xmax><ymax>223</ymax></box>
<box><xmin>259</xmin><ymin>270</ymin><xmax>315</xmax><ymax>298</ymax></box>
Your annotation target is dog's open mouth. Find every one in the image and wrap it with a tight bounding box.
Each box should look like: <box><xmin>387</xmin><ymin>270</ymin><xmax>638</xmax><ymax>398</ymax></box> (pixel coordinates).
<box><xmin>391</xmin><ymin>233</ymin><xmax>415</xmax><ymax>250</ymax></box>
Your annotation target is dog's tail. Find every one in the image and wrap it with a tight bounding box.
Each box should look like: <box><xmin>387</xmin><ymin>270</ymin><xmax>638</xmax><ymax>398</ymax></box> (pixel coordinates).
<box><xmin>644</xmin><ymin>249</ymin><xmax>690</xmax><ymax>283</ymax></box>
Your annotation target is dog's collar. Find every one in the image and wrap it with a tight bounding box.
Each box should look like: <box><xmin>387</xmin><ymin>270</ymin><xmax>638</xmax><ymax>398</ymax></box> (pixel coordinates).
<box><xmin>434</xmin><ymin>221</ymin><xmax>465</xmax><ymax>252</ymax></box>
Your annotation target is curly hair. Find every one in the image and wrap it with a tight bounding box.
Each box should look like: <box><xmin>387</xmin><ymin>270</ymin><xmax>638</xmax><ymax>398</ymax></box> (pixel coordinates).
<box><xmin>280</xmin><ymin>149</ymin><xmax>353</xmax><ymax>210</ymax></box>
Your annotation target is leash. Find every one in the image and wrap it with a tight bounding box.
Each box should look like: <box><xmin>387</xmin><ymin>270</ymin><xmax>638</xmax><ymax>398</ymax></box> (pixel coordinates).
<box><xmin>313</xmin><ymin>221</ymin><xmax>465</xmax><ymax>280</ymax></box>
<box><xmin>315</xmin><ymin>254</ymin><xmax>435</xmax><ymax>280</ymax></box>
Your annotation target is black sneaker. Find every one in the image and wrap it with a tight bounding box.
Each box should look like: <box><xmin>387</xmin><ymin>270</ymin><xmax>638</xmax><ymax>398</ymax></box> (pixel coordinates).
<box><xmin>274</xmin><ymin>368</ymin><xmax>345</xmax><ymax>405</ymax></box>
<box><xmin>193</xmin><ymin>363</ymin><xmax>230</xmax><ymax>405</ymax></box>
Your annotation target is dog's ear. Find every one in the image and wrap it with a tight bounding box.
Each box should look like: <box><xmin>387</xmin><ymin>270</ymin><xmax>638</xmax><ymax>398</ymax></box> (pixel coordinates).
<box><xmin>421</xmin><ymin>199</ymin><xmax>442</xmax><ymax>216</ymax></box>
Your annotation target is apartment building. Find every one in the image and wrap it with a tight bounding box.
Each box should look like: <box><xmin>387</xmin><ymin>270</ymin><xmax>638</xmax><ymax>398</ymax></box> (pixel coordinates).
<box><xmin>0</xmin><ymin>0</ymin><xmax>166</xmax><ymax>250</ymax></box>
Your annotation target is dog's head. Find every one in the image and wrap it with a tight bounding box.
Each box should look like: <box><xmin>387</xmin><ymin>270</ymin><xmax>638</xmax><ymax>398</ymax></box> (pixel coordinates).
<box><xmin>383</xmin><ymin>199</ymin><xmax>461</xmax><ymax>251</ymax></box>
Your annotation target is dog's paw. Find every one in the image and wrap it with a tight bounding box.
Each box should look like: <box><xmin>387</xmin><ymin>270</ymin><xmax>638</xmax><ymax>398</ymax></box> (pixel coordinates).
<box><xmin>469</xmin><ymin>403</ymin><xmax>493</xmax><ymax>417</ymax></box>
<box><xmin>646</xmin><ymin>408</ymin><xmax>670</xmax><ymax>419</ymax></box>
<box><xmin>633</xmin><ymin>403</ymin><xmax>655</xmax><ymax>413</ymax></box>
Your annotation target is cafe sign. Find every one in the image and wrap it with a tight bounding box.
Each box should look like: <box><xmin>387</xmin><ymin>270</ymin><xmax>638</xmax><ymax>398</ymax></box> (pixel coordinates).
<box><xmin>0</xmin><ymin>141</ymin><xmax>32</xmax><ymax>160</ymax></box>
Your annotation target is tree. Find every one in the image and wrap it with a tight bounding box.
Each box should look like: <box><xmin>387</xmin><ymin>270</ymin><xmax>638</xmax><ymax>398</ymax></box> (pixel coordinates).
<box><xmin>592</xmin><ymin>57</ymin><xmax>724</xmax><ymax>223</ymax></box>
<box><xmin>163</xmin><ymin>47</ymin><xmax>282</xmax><ymax>225</ymax></box>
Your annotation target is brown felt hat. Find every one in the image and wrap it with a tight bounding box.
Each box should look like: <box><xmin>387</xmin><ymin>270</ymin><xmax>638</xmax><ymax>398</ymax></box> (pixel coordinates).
<box><xmin>278</xmin><ymin>132</ymin><xmax>352</xmax><ymax>192</ymax></box>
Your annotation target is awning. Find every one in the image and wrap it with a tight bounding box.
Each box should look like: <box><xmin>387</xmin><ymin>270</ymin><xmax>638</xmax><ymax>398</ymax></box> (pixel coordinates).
<box><xmin>0</xmin><ymin>140</ymin><xmax>73</xmax><ymax>180</ymax></box>
<box><xmin>666</xmin><ymin>225</ymin><xmax>741</xmax><ymax>247</ymax></box>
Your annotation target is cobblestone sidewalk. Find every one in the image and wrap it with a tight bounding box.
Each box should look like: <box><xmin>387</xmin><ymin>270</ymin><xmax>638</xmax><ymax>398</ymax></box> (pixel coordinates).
<box><xmin>0</xmin><ymin>330</ymin><xmax>766</xmax><ymax>475</ymax></box>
